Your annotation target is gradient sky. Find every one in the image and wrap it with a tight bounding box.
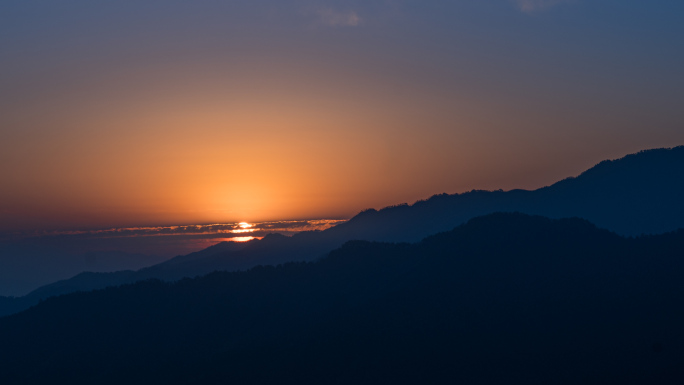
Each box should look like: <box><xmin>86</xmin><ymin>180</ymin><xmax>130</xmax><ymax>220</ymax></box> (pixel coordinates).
<box><xmin>2</xmin><ymin>0</ymin><xmax>683</xmax><ymax>231</ymax></box>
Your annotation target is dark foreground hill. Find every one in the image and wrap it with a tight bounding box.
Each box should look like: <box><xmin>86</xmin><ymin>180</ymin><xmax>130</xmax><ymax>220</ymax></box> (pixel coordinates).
<box><xmin>2</xmin><ymin>213</ymin><xmax>684</xmax><ymax>384</ymax></box>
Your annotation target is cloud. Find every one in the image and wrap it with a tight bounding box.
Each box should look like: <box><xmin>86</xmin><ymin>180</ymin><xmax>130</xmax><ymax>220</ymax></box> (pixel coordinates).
<box><xmin>316</xmin><ymin>7</ymin><xmax>361</xmax><ymax>27</ymax></box>
<box><xmin>514</xmin><ymin>0</ymin><xmax>571</xmax><ymax>12</ymax></box>
<box><xmin>5</xmin><ymin>220</ymin><xmax>347</xmax><ymax>241</ymax></box>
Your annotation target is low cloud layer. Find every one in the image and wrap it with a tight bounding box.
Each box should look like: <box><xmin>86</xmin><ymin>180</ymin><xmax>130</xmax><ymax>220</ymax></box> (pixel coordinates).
<box><xmin>2</xmin><ymin>219</ymin><xmax>347</xmax><ymax>241</ymax></box>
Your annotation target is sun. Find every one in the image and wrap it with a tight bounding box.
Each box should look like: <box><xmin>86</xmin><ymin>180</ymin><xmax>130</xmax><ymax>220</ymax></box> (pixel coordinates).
<box><xmin>232</xmin><ymin>222</ymin><xmax>256</xmax><ymax>234</ymax></box>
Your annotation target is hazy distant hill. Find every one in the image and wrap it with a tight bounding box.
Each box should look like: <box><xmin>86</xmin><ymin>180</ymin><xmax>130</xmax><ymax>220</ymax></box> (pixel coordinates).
<box><xmin>2</xmin><ymin>213</ymin><xmax>684</xmax><ymax>384</ymax></box>
<box><xmin>1</xmin><ymin>145</ymin><xmax>683</xmax><ymax>317</ymax></box>
<box><xmin>0</xmin><ymin>243</ymin><xmax>165</xmax><ymax>297</ymax></box>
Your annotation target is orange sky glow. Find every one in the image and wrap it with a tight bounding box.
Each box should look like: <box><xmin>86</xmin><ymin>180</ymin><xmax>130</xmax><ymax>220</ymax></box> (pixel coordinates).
<box><xmin>2</xmin><ymin>1</ymin><xmax>683</xmax><ymax>232</ymax></box>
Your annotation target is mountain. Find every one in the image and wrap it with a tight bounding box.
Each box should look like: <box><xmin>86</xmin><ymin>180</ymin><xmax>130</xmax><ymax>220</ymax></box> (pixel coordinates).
<box><xmin>327</xmin><ymin>145</ymin><xmax>684</xmax><ymax>242</ymax></box>
<box><xmin>1</xmin><ymin>145</ymin><xmax>683</xmax><ymax>317</ymax></box>
<box><xmin>0</xmin><ymin>242</ymin><xmax>166</xmax><ymax>297</ymax></box>
<box><xmin>1</xmin><ymin>213</ymin><xmax>684</xmax><ymax>384</ymax></box>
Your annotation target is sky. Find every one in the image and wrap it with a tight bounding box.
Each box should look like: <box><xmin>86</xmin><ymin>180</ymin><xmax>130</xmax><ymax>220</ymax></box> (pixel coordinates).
<box><xmin>2</xmin><ymin>0</ymin><xmax>683</xmax><ymax>231</ymax></box>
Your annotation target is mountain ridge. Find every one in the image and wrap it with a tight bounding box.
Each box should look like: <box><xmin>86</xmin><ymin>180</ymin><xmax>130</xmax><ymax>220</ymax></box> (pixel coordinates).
<box><xmin>1</xmin><ymin>145</ymin><xmax>683</xmax><ymax>317</ymax></box>
<box><xmin>2</xmin><ymin>213</ymin><xmax>684</xmax><ymax>384</ymax></box>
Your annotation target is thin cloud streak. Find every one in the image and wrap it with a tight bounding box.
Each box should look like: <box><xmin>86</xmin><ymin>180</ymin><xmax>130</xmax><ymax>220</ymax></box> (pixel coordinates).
<box><xmin>316</xmin><ymin>7</ymin><xmax>361</xmax><ymax>26</ymax></box>
<box><xmin>1</xmin><ymin>219</ymin><xmax>347</xmax><ymax>242</ymax></box>
<box><xmin>515</xmin><ymin>0</ymin><xmax>572</xmax><ymax>12</ymax></box>
<box><xmin>0</xmin><ymin>219</ymin><xmax>349</xmax><ymax>259</ymax></box>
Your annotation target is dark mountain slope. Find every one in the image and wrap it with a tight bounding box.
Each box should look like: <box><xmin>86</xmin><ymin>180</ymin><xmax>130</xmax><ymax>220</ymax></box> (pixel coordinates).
<box><xmin>2</xmin><ymin>213</ymin><xmax>684</xmax><ymax>384</ymax></box>
<box><xmin>328</xmin><ymin>146</ymin><xmax>684</xmax><ymax>242</ymax></box>
<box><xmin>1</xmin><ymin>145</ymin><xmax>683</xmax><ymax>317</ymax></box>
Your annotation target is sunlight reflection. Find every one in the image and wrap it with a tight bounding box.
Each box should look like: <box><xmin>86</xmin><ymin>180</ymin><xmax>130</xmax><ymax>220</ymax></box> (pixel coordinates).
<box><xmin>231</xmin><ymin>228</ymin><xmax>256</xmax><ymax>234</ymax></box>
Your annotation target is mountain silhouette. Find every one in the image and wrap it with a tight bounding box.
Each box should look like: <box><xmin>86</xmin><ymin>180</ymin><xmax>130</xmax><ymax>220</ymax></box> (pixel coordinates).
<box><xmin>327</xmin><ymin>145</ymin><xmax>684</xmax><ymax>242</ymax></box>
<box><xmin>1</xmin><ymin>145</ymin><xmax>683</xmax><ymax>317</ymax></box>
<box><xmin>0</xmin><ymin>243</ymin><xmax>165</xmax><ymax>296</ymax></box>
<box><xmin>1</xmin><ymin>213</ymin><xmax>684</xmax><ymax>384</ymax></box>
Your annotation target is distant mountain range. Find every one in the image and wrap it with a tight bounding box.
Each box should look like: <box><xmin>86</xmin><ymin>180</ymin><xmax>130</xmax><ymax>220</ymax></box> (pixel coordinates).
<box><xmin>1</xmin><ymin>145</ymin><xmax>683</xmax><ymax>317</ymax></box>
<box><xmin>0</xmin><ymin>243</ymin><xmax>166</xmax><ymax>297</ymax></box>
<box><xmin>2</xmin><ymin>213</ymin><xmax>684</xmax><ymax>384</ymax></box>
